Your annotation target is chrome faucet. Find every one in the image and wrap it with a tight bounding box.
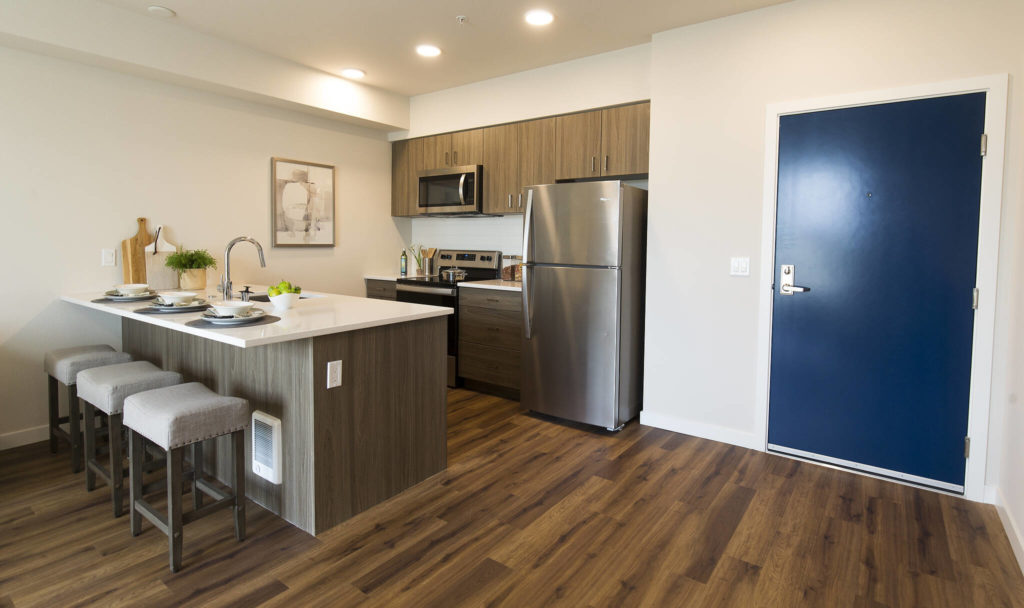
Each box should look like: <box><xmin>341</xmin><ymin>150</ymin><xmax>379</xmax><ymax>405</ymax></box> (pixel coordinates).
<box><xmin>222</xmin><ymin>236</ymin><xmax>266</xmax><ymax>300</ymax></box>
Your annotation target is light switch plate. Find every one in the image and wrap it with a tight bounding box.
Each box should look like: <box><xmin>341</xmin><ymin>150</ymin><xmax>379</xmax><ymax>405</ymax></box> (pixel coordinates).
<box><xmin>327</xmin><ymin>360</ymin><xmax>343</xmax><ymax>389</ymax></box>
<box><xmin>730</xmin><ymin>257</ymin><xmax>750</xmax><ymax>276</ymax></box>
<box><xmin>101</xmin><ymin>249</ymin><xmax>116</xmax><ymax>267</ymax></box>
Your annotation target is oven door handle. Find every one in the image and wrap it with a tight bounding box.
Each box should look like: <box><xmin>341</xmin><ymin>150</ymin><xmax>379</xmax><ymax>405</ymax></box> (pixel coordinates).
<box><xmin>458</xmin><ymin>173</ymin><xmax>467</xmax><ymax>205</ymax></box>
<box><xmin>396</xmin><ymin>284</ymin><xmax>457</xmax><ymax>297</ymax></box>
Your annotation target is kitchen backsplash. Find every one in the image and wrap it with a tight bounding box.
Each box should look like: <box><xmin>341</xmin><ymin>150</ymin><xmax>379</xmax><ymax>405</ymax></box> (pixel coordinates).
<box><xmin>410</xmin><ymin>214</ymin><xmax>525</xmax><ymax>255</ymax></box>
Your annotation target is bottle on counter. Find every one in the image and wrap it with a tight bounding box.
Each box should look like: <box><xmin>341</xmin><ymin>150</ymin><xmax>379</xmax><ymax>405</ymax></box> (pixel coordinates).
<box><xmin>400</xmin><ymin>250</ymin><xmax>408</xmax><ymax>275</ymax></box>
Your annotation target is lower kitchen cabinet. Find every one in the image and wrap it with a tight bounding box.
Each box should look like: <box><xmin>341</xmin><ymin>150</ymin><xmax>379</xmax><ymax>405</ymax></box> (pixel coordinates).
<box><xmin>365</xmin><ymin>279</ymin><xmax>396</xmax><ymax>300</ymax></box>
<box><xmin>458</xmin><ymin>288</ymin><xmax>522</xmax><ymax>391</ymax></box>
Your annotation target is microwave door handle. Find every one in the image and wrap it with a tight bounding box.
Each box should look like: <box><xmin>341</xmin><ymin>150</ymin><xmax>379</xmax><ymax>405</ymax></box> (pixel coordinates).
<box><xmin>458</xmin><ymin>173</ymin><xmax>466</xmax><ymax>205</ymax></box>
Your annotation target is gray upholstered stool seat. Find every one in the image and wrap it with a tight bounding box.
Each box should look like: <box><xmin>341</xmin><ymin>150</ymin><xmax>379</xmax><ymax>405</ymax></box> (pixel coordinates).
<box><xmin>46</xmin><ymin>345</ymin><xmax>133</xmax><ymax>386</ymax></box>
<box><xmin>124</xmin><ymin>382</ymin><xmax>249</xmax><ymax>573</ymax></box>
<box><xmin>78</xmin><ymin>361</ymin><xmax>183</xmax><ymax>517</ymax></box>
<box><xmin>124</xmin><ymin>383</ymin><xmax>248</xmax><ymax>450</ymax></box>
<box><xmin>43</xmin><ymin>344</ymin><xmax>132</xmax><ymax>472</ymax></box>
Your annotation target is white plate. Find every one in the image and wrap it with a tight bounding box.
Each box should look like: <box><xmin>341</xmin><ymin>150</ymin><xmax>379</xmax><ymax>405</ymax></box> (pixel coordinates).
<box><xmin>146</xmin><ymin>298</ymin><xmax>209</xmax><ymax>313</ymax></box>
<box><xmin>201</xmin><ymin>308</ymin><xmax>268</xmax><ymax>325</ymax></box>
<box><xmin>105</xmin><ymin>290</ymin><xmax>159</xmax><ymax>302</ymax></box>
<box><xmin>153</xmin><ymin>296</ymin><xmax>207</xmax><ymax>308</ymax></box>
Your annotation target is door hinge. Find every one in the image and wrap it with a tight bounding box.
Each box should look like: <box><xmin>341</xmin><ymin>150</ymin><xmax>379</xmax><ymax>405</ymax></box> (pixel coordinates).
<box><xmin>980</xmin><ymin>133</ymin><xmax>988</xmax><ymax>157</ymax></box>
<box><xmin>964</xmin><ymin>436</ymin><xmax>971</xmax><ymax>459</ymax></box>
<box><xmin>972</xmin><ymin>287</ymin><xmax>979</xmax><ymax>310</ymax></box>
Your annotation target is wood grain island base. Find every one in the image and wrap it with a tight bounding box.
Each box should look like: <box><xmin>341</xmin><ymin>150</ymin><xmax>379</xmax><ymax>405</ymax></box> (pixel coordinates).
<box><xmin>122</xmin><ymin>316</ymin><xmax>447</xmax><ymax>535</ymax></box>
<box><xmin>61</xmin><ymin>289</ymin><xmax>451</xmax><ymax>537</ymax></box>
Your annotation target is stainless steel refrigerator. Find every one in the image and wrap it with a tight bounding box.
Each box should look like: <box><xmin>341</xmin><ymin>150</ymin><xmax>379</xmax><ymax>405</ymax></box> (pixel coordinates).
<box><xmin>521</xmin><ymin>181</ymin><xmax>647</xmax><ymax>430</ymax></box>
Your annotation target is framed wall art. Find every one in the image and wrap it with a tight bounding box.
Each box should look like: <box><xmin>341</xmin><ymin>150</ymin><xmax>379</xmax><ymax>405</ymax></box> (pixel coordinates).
<box><xmin>271</xmin><ymin>157</ymin><xmax>336</xmax><ymax>247</ymax></box>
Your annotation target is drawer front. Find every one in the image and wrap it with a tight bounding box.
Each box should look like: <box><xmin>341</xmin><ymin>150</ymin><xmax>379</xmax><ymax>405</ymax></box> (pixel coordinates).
<box><xmin>458</xmin><ymin>341</ymin><xmax>520</xmax><ymax>389</ymax></box>
<box><xmin>459</xmin><ymin>288</ymin><xmax>521</xmax><ymax>312</ymax></box>
<box><xmin>365</xmin><ymin>279</ymin><xmax>396</xmax><ymax>300</ymax></box>
<box><xmin>459</xmin><ymin>305</ymin><xmax>522</xmax><ymax>351</ymax></box>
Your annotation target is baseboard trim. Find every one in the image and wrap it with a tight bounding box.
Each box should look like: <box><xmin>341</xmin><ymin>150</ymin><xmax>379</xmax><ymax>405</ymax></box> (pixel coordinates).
<box><xmin>0</xmin><ymin>424</ymin><xmax>48</xmax><ymax>450</ymax></box>
<box><xmin>639</xmin><ymin>411</ymin><xmax>762</xmax><ymax>451</ymax></box>
<box><xmin>993</xmin><ymin>486</ymin><xmax>1024</xmax><ymax>575</ymax></box>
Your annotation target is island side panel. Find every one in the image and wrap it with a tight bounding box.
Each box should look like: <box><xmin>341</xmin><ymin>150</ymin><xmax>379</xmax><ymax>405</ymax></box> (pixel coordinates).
<box><xmin>122</xmin><ymin>318</ymin><xmax>316</xmax><ymax>534</ymax></box>
<box><xmin>311</xmin><ymin>316</ymin><xmax>448</xmax><ymax>534</ymax></box>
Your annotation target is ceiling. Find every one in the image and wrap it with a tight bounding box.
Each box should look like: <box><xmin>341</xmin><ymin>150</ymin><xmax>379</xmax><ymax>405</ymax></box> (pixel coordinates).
<box><xmin>98</xmin><ymin>0</ymin><xmax>790</xmax><ymax>96</ymax></box>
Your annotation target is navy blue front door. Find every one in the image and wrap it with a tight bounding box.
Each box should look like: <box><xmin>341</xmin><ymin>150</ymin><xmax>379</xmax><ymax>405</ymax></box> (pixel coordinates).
<box><xmin>767</xmin><ymin>93</ymin><xmax>986</xmax><ymax>491</ymax></box>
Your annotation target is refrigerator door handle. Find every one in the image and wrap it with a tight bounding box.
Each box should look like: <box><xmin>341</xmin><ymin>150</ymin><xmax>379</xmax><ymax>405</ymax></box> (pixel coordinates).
<box><xmin>522</xmin><ymin>264</ymin><xmax>533</xmax><ymax>339</ymax></box>
<box><xmin>521</xmin><ymin>188</ymin><xmax>534</xmax><ymax>264</ymax></box>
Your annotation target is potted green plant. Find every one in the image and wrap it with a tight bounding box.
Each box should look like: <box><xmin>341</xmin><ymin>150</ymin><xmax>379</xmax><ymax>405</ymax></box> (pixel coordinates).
<box><xmin>165</xmin><ymin>248</ymin><xmax>217</xmax><ymax>290</ymax></box>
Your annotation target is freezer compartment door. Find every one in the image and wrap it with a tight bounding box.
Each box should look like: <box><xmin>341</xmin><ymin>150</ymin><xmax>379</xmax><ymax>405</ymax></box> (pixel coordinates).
<box><xmin>524</xmin><ymin>182</ymin><xmax>623</xmax><ymax>267</ymax></box>
<box><xmin>522</xmin><ymin>264</ymin><xmax>621</xmax><ymax>428</ymax></box>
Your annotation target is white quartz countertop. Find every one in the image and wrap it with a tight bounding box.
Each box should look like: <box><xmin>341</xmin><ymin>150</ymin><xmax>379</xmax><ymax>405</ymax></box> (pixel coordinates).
<box><xmin>62</xmin><ymin>289</ymin><xmax>452</xmax><ymax>348</ymax></box>
<box><xmin>458</xmin><ymin>279</ymin><xmax>522</xmax><ymax>292</ymax></box>
<box><xmin>364</xmin><ymin>274</ymin><xmax>402</xmax><ymax>281</ymax></box>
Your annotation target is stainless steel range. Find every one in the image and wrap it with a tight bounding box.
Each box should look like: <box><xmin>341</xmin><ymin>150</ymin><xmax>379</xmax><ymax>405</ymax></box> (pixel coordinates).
<box><xmin>396</xmin><ymin>249</ymin><xmax>502</xmax><ymax>387</ymax></box>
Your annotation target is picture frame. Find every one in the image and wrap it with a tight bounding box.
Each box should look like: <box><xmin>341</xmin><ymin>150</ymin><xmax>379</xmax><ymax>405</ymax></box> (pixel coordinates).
<box><xmin>271</xmin><ymin>157</ymin><xmax>336</xmax><ymax>247</ymax></box>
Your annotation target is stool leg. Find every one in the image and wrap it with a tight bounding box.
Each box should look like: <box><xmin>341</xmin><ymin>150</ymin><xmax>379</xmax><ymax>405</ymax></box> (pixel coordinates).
<box><xmin>168</xmin><ymin>447</ymin><xmax>183</xmax><ymax>573</ymax></box>
<box><xmin>67</xmin><ymin>384</ymin><xmax>82</xmax><ymax>473</ymax></box>
<box><xmin>109</xmin><ymin>413</ymin><xmax>124</xmax><ymax>518</ymax></box>
<box><xmin>83</xmin><ymin>401</ymin><xmax>96</xmax><ymax>491</ymax></box>
<box><xmin>129</xmin><ymin>429</ymin><xmax>143</xmax><ymax>537</ymax></box>
<box><xmin>191</xmin><ymin>440</ymin><xmax>204</xmax><ymax>511</ymax></box>
<box><xmin>232</xmin><ymin>430</ymin><xmax>246</xmax><ymax>542</ymax></box>
<box><xmin>47</xmin><ymin>376</ymin><xmax>59</xmax><ymax>454</ymax></box>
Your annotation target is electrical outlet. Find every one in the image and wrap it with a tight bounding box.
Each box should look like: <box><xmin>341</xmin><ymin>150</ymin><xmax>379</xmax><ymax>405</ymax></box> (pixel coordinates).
<box><xmin>101</xmin><ymin>249</ymin><xmax>117</xmax><ymax>267</ymax></box>
<box><xmin>729</xmin><ymin>256</ymin><xmax>750</xmax><ymax>276</ymax></box>
<box><xmin>327</xmin><ymin>360</ymin><xmax>343</xmax><ymax>389</ymax></box>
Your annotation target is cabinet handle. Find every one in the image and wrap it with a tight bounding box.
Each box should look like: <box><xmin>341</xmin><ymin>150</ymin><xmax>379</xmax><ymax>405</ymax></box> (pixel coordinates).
<box><xmin>518</xmin><ymin>193</ymin><xmax>522</xmax><ymax>208</ymax></box>
<box><xmin>591</xmin><ymin>156</ymin><xmax>595</xmax><ymax>172</ymax></box>
<box><xmin>507</xmin><ymin>194</ymin><xmax>512</xmax><ymax>209</ymax></box>
<box><xmin>604</xmin><ymin>155</ymin><xmax>609</xmax><ymax>172</ymax></box>
<box><xmin>445</xmin><ymin>151</ymin><xmax>450</xmax><ymax>166</ymax></box>
<box><xmin>453</xmin><ymin>150</ymin><xmax>458</xmax><ymax>164</ymax></box>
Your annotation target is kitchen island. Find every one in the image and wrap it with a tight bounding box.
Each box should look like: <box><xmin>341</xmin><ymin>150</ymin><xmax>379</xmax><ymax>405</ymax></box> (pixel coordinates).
<box><xmin>62</xmin><ymin>290</ymin><xmax>451</xmax><ymax>535</ymax></box>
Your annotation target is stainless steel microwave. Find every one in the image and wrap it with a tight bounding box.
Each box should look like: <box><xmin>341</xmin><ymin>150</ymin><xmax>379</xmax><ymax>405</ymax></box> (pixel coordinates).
<box><xmin>417</xmin><ymin>165</ymin><xmax>482</xmax><ymax>215</ymax></box>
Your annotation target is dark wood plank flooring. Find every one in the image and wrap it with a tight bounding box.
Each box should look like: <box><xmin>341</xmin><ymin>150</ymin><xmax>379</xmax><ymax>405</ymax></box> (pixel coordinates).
<box><xmin>2</xmin><ymin>388</ymin><xmax>1022</xmax><ymax>607</ymax></box>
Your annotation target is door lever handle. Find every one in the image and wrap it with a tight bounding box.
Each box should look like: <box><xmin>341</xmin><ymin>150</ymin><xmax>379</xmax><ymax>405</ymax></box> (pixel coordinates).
<box><xmin>779</xmin><ymin>264</ymin><xmax>810</xmax><ymax>295</ymax></box>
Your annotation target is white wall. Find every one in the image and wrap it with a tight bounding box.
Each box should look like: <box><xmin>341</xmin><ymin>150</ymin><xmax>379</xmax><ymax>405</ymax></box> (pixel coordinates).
<box><xmin>0</xmin><ymin>45</ymin><xmax>409</xmax><ymax>447</ymax></box>
<box><xmin>643</xmin><ymin>0</ymin><xmax>1023</xmax><ymax>564</ymax></box>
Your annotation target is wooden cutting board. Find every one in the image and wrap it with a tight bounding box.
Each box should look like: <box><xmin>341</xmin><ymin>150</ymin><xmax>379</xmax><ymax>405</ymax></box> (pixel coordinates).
<box><xmin>121</xmin><ymin>218</ymin><xmax>154</xmax><ymax>283</ymax></box>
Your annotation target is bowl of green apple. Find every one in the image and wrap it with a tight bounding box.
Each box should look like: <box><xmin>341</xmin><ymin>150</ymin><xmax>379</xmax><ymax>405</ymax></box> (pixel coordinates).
<box><xmin>267</xmin><ymin>280</ymin><xmax>302</xmax><ymax>311</ymax></box>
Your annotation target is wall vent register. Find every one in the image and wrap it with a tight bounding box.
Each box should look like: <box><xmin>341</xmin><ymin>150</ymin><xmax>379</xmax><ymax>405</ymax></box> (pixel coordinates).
<box><xmin>252</xmin><ymin>411</ymin><xmax>282</xmax><ymax>484</ymax></box>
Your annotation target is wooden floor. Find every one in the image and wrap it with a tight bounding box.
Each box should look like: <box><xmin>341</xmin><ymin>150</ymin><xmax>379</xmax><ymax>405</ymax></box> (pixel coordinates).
<box><xmin>2</xmin><ymin>389</ymin><xmax>1022</xmax><ymax>607</ymax></box>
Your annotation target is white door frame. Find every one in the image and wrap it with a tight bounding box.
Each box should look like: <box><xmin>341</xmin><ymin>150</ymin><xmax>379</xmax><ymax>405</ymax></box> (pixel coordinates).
<box><xmin>753</xmin><ymin>74</ymin><xmax>1008</xmax><ymax>502</ymax></box>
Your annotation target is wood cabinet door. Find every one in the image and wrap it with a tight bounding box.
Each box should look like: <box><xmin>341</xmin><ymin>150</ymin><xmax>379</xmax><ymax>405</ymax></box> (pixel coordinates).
<box><xmin>415</xmin><ymin>134</ymin><xmax>451</xmax><ymax>169</ymax></box>
<box><xmin>600</xmin><ymin>102</ymin><xmax>650</xmax><ymax>176</ymax></box>
<box><xmin>555</xmin><ymin>111</ymin><xmax>602</xmax><ymax>180</ymax></box>
<box><xmin>450</xmin><ymin>129</ymin><xmax>483</xmax><ymax>166</ymax></box>
<box><xmin>518</xmin><ymin>117</ymin><xmax>556</xmax><ymax>210</ymax></box>
<box><xmin>482</xmin><ymin>124</ymin><xmax>519</xmax><ymax>214</ymax></box>
<box><xmin>390</xmin><ymin>140</ymin><xmax>412</xmax><ymax>217</ymax></box>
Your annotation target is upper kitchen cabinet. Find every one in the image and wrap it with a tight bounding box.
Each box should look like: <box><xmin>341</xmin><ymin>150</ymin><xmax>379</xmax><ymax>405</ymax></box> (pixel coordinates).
<box><xmin>555</xmin><ymin>102</ymin><xmax>650</xmax><ymax>180</ymax></box>
<box><xmin>483</xmin><ymin>123</ymin><xmax>519</xmax><ymax>214</ymax></box>
<box><xmin>391</xmin><ymin>139</ymin><xmax>416</xmax><ymax>217</ymax></box>
<box><xmin>518</xmin><ymin>117</ymin><xmax>556</xmax><ymax>195</ymax></box>
<box><xmin>600</xmin><ymin>103</ymin><xmax>650</xmax><ymax>176</ymax></box>
<box><xmin>450</xmin><ymin>129</ymin><xmax>483</xmax><ymax>166</ymax></box>
<box><xmin>555</xmin><ymin>111</ymin><xmax>602</xmax><ymax>180</ymax></box>
<box><xmin>415</xmin><ymin>134</ymin><xmax>450</xmax><ymax>170</ymax></box>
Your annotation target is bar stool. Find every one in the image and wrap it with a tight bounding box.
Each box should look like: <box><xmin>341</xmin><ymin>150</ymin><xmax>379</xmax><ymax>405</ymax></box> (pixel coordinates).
<box><xmin>44</xmin><ymin>345</ymin><xmax>132</xmax><ymax>472</ymax></box>
<box><xmin>77</xmin><ymin>361</ymin><xmax>183</xmax><ymax>517</ymax></box>
<box><xmin>124</xmin><ymin>382</ymin><xmax>249</xmax><ymax>573</ymax></box>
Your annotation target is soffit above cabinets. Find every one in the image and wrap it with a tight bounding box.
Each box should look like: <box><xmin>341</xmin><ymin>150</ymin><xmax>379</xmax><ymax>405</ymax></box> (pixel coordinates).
<box><xmin>97</xmin><ymin>0</ymin><xmax>792</xmax><ymax>96</ymax></box>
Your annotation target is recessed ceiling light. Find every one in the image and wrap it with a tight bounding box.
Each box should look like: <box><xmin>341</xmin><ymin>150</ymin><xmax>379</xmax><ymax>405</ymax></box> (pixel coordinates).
<box><xmin>147</xmin><ymin>5</ymin><xmax>176</xmax><ymax>18</ymax></box>
<box><xmin>341</xmin><ymin>68</ymin><xmax>366</xmax><ymax>80</ymax></box>
<box><xmin>416</xmin><ymin>44</ymin><xmax>442</xmax><ymax>58</ymax></box>
<box><xmin>524</xmin><ymin>9</ymin><xmax>554</xmax><ymax>26</ymax></box>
